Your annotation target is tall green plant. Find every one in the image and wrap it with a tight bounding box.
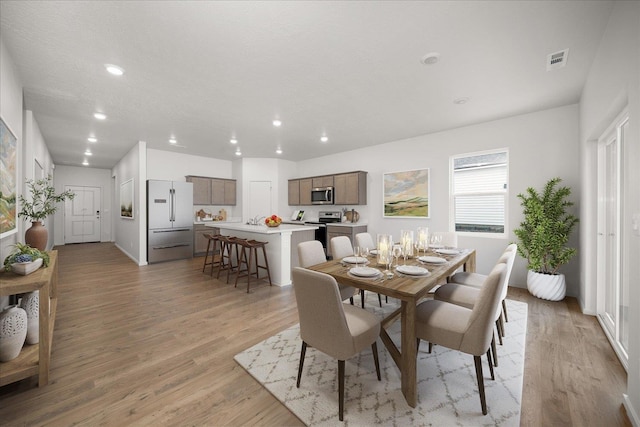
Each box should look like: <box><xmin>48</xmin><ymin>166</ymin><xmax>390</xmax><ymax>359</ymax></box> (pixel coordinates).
<box><xmin>513</xmin><ymin>177</ymin><xmax>579</xmax><ymax>274</ymax></box>
<box><xmin>18</xmin><ymin>176</ymin><xmax>75</xmax><ymax>221</ymax></box>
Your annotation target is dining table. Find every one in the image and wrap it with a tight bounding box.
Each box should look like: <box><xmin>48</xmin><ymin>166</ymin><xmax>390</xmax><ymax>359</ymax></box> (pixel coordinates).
<box><xmin>307</xmin><ymin>247</ymin><xmax>476</xmax><ymax>408</ymax></box>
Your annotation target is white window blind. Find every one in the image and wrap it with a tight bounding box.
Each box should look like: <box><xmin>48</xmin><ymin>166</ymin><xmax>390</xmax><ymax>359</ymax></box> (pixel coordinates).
<box><xmin>452</xmin><ymin>151</ymin><xmax>508</xmax><ymax>234</ymax></box>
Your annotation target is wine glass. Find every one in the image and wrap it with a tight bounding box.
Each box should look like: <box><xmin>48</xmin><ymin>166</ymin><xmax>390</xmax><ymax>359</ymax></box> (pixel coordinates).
<box><xmin>353</xmin><ymin>246</ymin><xmax>361</xmax><ymax>268</ymax></box>
<box><xmin>392</xmin><ymin>244</ymin><xmax>402</xmax><ymax>267</ymax></box>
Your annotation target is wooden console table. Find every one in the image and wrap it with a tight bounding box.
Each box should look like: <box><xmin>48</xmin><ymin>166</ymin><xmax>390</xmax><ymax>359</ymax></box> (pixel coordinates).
<box><xmin>0</xmin><ymin>250</ymin><xmax>58</xmax><ymax>387</ymax></box>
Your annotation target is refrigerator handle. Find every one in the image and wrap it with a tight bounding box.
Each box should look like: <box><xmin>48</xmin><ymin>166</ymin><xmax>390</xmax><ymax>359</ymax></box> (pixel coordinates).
<box><xmin>170</xmin><ymin>188</ymin><xmax>175</xmax><ymax>222</ymax></box>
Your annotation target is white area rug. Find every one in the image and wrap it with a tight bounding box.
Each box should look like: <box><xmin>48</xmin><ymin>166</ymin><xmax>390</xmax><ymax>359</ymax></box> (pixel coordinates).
<box><xmin>234</xmin><ymin>294</ymin><xmax>527</xmax><ymax>426</ymax></box>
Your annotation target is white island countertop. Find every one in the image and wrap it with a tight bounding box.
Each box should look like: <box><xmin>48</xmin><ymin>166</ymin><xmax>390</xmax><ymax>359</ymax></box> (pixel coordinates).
<box><xmin>205</xmin><ymin>223</ymin><xmax>318</xmax><ymax>234</ymax></box>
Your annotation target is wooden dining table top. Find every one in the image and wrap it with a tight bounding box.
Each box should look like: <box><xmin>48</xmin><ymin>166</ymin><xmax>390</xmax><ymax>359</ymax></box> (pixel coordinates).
<box><xmin>307</xmin><ymin>248</ymin><xmax>476</xmax><ymax>302</ymax></box>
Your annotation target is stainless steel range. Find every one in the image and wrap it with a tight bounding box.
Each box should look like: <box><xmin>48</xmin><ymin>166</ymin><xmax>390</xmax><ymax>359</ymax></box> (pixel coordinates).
<box><xmin>304</xmin><ymin>211</ymin><xmax>342</xmax><ymax>255</ymax></box>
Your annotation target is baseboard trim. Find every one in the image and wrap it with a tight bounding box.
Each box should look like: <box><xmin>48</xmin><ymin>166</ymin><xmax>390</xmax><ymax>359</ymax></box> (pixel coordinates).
<box><xmin>623</xmin><ymin>394</ymin><xmax>640</xmax><ymax>427</ymax></box>
<box><xmin>114</xmin><ymin>243</ymin><xmax>142</xmax><ymax>265</ymax></box>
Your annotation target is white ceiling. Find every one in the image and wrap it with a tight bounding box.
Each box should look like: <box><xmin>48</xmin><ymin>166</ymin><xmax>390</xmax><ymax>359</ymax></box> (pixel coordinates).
<box><xmin>0</xmin><ymin>1</ymin><xmax>613</xmax><ymax>169</ymax></box>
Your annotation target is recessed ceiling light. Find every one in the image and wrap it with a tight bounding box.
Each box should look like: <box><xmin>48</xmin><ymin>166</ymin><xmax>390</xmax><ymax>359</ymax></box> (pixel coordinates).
<box><xmin>276</xmin><ymin>147</ymin><xmax>283</xmax><ymax>154</ymax></box>
<box><xmin>93</xmin><ymin>112</ymin><xmax>107</xmax><ymax>120</ymax></box>
<box><xmin>82</xmin><ymin>159</ymin><xmax>89</xmax><ymax>166</ymax></box>
<box><xmin>453</xmin><ymin>97</ymin><xmax>470</xmax><ymax>105</ymax></box>
<box><xmin>230</xmin><ymin>138</ymin><xmax>238</xmax><ymax>144</ymax></box>
<box><xmin>169</xmin><ymin>138</ymin><xmax>177</xmax><ymax>144</ymax></box>
<box><xmin>421</xmin><ymin>52</ymin><xmax>440</xmax><ymax>65</ymax></box>
<box><xmin>273</xmin><ymin>119</ymin><xmax>282</xmax><ymax>127</ymax></box>
<box><xmin>320</xmin><ymin>136</ymin><xmax>328</xmax><ymax>143</ymax></box>
<box><xmin>87</xmin><ymin>136</ymin><xmax>97</xmax><ymax>143</ymax></box>
<box><xmin>84</xmin><ymin>150</ymin><xmax>93</xmax><ymax>156</ymax></box>
<box><xmin>105</xmin><ymin>64</ymin><xmax>125</xmax><ymax>76</ymax></box>
<box><xmin>235</xmin><ymin>149</ymin><xmax>242</xmax><ymax>156</ymax></box>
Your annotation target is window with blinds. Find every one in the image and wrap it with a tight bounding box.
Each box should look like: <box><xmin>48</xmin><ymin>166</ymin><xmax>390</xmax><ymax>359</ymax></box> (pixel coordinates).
<box><xmin>452</xmin><ymin>150</ymin><xmax>508</xmax><ymax>234</ymax></box>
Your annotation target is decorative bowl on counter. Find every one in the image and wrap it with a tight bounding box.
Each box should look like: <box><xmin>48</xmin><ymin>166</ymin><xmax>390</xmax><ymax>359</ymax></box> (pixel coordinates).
<box><xmin>265</xmin><ymin>215</ymin><xmax>282</xmax><ymax>227</ymax></box>
<box><xmin>11</xmin><ymin>257</ymin><xmax>43</xmax><ymax>275</ymax></box>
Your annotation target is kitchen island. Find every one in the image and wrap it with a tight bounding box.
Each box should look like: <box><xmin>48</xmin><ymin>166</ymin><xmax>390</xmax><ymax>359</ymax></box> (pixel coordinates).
<box><xmin>205</xmin><ymin>223</ymin><xmax>318</xmax><ymax>286</ymax></box>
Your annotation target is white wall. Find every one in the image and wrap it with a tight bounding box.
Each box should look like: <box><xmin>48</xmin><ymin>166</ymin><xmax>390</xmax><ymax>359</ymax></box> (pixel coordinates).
<box><xmin>53</xmin><ymin>166</ymin><xmax>113</xmax><ymax>245</ymax></box>
<box><xmin>239</xmin><ymin>158</ymin><xmax>281</xmax><ymax>223</ymax></box>
<box><xmin>579</xmin><ymin>1</ymin><xmax>640</xmax><ymax>422</ymax></box>
<box><xmin>112</xmin><ymin>141</ymin><xmax>146</xmax><ymax>265</ymax></box>
<box><xmin>294</xmin><ymin>104</ymin><xmax>581</xmax><ymax>294</ymax></box>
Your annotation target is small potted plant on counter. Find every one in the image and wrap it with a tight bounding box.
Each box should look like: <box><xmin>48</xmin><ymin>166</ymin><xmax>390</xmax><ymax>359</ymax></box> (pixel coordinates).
<box><xmin>3</xmin><ymin>242</ymin><xmax>50</xmax><ymax>275</ymax></box>
<box><xmin>513</xmin><ymin>177</ymin><xmax>579</xmax><ymax>301</ymax></box>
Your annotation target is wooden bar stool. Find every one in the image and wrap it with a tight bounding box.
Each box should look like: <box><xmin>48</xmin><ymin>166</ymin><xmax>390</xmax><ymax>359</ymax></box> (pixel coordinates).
<box><xmin>234</xmin><ymin>239</ymin><xmax>272</xmax><ymax>293</ymax></box>
<box><xmin>216</xmin><ymin>236</ymin><xmax>245</xmax><ymax>283</ymax></box>
<box><xmin>202</xmin><ymin>233</ymin><xmax>222</xmax><ymax>276</ymax></box>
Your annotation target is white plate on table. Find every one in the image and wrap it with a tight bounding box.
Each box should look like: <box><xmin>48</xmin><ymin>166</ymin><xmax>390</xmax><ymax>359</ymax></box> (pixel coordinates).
<box><xmin>429</xmin><ymin>244</ymin><xmax>444</xmax><ymax>249</ymax></box>
<box><xmin>396</xmin><ymin>265</ymin><xmax>429</xmax><ymax>276</ymax></box>
<box><xmin>369</xmin><ymin>249</ymin><xmax>378</xmax><ymax>255</ymax></box>
<box><xmin>435</xmin><ymin>248</ymin><xmax>461</xmax><ymax>255</ymax></box>
<box><xmin>418</xmin><ymin>256</ymin><xmax>447</xmax><ymax>264</ymax></box>
<box><xmin>349</xmin><ymin>267</ymin><xmax>381</xmax><ymax>278</ymax></box>
<box><xmin>342</xmin><ymin>256</ymin><xmax>368</xmax><ymax>264</ymax></box>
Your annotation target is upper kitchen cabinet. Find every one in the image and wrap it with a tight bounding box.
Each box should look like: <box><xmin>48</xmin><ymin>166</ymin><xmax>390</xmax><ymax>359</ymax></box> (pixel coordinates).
<box><xmin>288</xmin><ymin>180</ymin><xmax>300</xmax><ymax>205</ymax></box>
<box><xmin>187</xmin><ymin>176</ymin><xmax>212</xmax><ymax>205</ymax></box>
<box><xmin>299</xmin><ymin>178</ymin><xmax>312</xmax><ymax>205</ymax></box>
<box><xmin>334</xmin><ymin>171</ymin><xmax>367</xmax><ymax>205</ymax></box>
<box><xmin>312</xmin><ymin>175</ymin><xmax>334</xmax><ymax>188</ymax></box>
<box><xmin>186</xmin><ymin>176</ymin><xmax>237</xmax><ymax>206</ymax></box>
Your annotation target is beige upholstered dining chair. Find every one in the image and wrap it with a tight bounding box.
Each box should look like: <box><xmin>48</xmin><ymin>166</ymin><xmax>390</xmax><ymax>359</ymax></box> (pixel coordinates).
<box><xmin>330</xmin><ymin>236</ymin><xmax>366</xmax><ymax>307</ymax></box>
<box><xmin>291</xmin><ymin>267</ymin><xmax>381</xmax><ymax>421</ymax></box>
<box><xmin>355</xmin><ymin>232</ymin><xmax>385</xmax><ymax>307</ymax></box>
<box><xmin>297</xmin><ymin>240</ymin><xmax>357</xmax><ymax>304</ymax></box>
<box><xmin>415</xmin><ymin>262</ymin><xmax>506</xmax><ymax>415</ymax></box>
<box><xmin>448</xmin><ymin>244</ymin><xmax>517</xmax><ymax>338</ymax></box>
<box><xmin>433</xmin><ymin>251</ymin><xmax>512</xmax><ymax>367</ymax></box>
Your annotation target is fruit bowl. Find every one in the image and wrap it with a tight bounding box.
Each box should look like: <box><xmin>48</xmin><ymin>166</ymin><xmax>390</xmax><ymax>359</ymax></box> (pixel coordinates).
<box><xmin>265</xmin><ymin>215</ymin><xmax>282</xmax><ymax>227</ymax></box>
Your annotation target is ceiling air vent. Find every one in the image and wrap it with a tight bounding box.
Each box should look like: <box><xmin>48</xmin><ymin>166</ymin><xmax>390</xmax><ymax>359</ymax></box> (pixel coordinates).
<box><xmin>547</xmin><ymin>49</ymin><xmax>569</xmax><ymax>71</ymax></box>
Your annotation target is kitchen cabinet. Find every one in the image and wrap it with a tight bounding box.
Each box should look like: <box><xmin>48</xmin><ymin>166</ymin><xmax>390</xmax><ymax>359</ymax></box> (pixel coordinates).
<box><xmin>288</xmin><ymin>171</ymin><xmax>367</xmax><ymax>206</ymax></box>
<box><xmin>194</xmin><ymin>224</ymin><xmax>219</xmax><ymax>255</ymax></box>
<box><xmin>334</xmin><ymin>171</ymin><xmax>367</xmax><ymax>205</ymax></box>
<box><xmin>299</xmin><ymin>178</ymin><xmax>312</xmax><ymax>206</ymax></box>
<box><xmin>187</xmin><ymin>176</ymin><xmax>212</xmax><ymax>205</ymax></box>
<box><xmin>186</xmin><ymin>176</ymin><xmax>236</xmax><ymax>206</ymax></box>
<box><xmin>312</xmin><ymin>175</ymin><xmax>334</xmax><ymax>188</ymax></box>
<box><xmin>326</xmin><ymin>225</ymin><xmax>367</xmax><ymax>258</ymax></box>
<box><xmin>288</xmin><ymin>180</ymin><xmax>300</xmax><ymax>205</ymax></box>
<box><xmin>0</xmin><ymin>251</ymin><xmax>58</xmax><ymax>387</ymax></box>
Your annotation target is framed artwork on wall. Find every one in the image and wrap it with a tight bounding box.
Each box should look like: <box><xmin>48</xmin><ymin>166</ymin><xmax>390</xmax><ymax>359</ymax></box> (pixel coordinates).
<box><xmin>0</xmin><ymin>116</ymin><xmax>18</xmax><ymax>238</ymax></box>
<box><xmin>120</xmin><ymin>178</ymin><xmax>134</xmax><ymax>219</ymax></box>
<box><xmin>383</xmin><ymin>168</ymin><xmax>430</xmax><ymax>218</ymax></box>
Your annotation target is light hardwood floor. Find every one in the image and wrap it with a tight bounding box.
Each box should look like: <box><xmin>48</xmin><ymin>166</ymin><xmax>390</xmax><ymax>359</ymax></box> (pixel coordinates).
<box><xmin>0</xmin><ymin>243</ymin><xmax>631</xmax><ymax>426</ymax></box>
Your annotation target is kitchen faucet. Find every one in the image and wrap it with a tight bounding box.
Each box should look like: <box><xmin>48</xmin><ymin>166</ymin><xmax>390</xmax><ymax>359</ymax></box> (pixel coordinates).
<box><xmin>248</xmin><ymin>215</ymin><xmax>266</xmax><ymax>225</ymax></box>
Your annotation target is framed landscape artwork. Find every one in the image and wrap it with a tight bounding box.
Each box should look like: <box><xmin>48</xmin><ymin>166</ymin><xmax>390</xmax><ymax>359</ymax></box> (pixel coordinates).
<box><xmin>0</xmin><ymin>116</ymin><xmax>18</xmax><ymax>238</ymax></box>
<box><xmin>120</xmin><ymin>178</ymin><xmax>134</xmax><ymax>219</ymax></box>
<box><xmin>383</xmin><ymin>168</ymin><xmax>430</xmax><ymax>218</ymax></box>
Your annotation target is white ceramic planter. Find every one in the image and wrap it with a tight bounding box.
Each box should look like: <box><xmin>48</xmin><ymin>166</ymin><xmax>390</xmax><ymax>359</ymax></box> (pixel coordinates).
<box><xmin>0</xmin><ymin>305</ymin><xmax>28</xmax><ymax>362</ymax></box>
<box><xmin>20</xmin><ymin>291</ymin><xmax>39</xmax><ymax>344</ymax></box>
<box><xmin>11</xmin><ymin>258</ymin><xmax>43</xmax><ymax>275</ymax></box>
<box><xmin>527</xmin><ymin>270</ymin><xmax>566</xmax><ymax>301</ymax></box>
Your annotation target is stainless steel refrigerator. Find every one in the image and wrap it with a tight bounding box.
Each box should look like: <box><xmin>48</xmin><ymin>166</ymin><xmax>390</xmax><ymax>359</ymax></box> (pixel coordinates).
<box><xmin>147</xmin><ymin>180</ymin><xmax>194</xmax><ymax>263</ymax></box>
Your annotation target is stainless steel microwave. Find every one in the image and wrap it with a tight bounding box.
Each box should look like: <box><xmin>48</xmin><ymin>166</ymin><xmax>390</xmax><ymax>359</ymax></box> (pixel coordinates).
<box><xmin>311</xmin><ymin>186</ymin><xmax>334</xmax><ymax>205</ymax></box>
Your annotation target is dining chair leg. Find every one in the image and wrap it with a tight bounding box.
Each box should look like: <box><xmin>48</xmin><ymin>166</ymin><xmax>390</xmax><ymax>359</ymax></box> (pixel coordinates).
<box><xmin>491</xmin><ymin>333</ymin><xmax>498</xmax><ymax>367</ymax></box>
<box><xmin>372</xmin><ymin>341</ymin><xmax>381</xmax><ymax>380</ymax></box>
<box><xmin>502</xmin><ymin>300</ymin><xmax>509</xmax><ymax>322</ymax></box>
<box><xmin>473</xmin><ymin>355</ymin><xmax>488</xmax><ymax>415</ymax></box>
<box><xmin>428</xmin><ymin>342</ymin><xmax>433</xmax><ymax>353</ymax></box>
<box><xmin>338</xmin><ymin>360</ymin><xmax>345</xmax><ymax>421</ymax></box>
<box><xmin>499</xmin><ymin>312</ymin><xmax>506</xmax><ymax>337</ymax></box>
<box><xmin>360</xmin><ymin>289</ymin><xmax>365</xmax><ymax>308</ymax></box>
<box><xmin>296</xmin><ymin>341</ymin><xmax>307</xmax><ymax>388</ymax></box>
<box><xmin>349</xmin><ymin>297</ymin><xmax>354</xmax><ymax>305</ymax></box>
<box><xmin>486</xmin><ymin>348</ymin><xmax>495</xmax><ymax>380</ymax></box>
<box><xmin>416</xmin><ymin>338</ymin><xmax>420</xmax><ymax>352</ymax></box>
<box><xmin>495</xmin><ymin>320</ymin><xmax>503</xmax><ymax>345</ymax></box>
<box><xmin>378</xmin><ymin>293</ymin><xmax>382</xmax><ymax>307</ymax></box>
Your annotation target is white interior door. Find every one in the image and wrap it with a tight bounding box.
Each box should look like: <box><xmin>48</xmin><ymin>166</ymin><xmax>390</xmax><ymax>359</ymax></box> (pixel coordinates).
<box><xmin>248</xmin><ymin>181</ymin><xmax>272</xmax><ymax>222</ymax></box>
<box><xmin>596</xmin><ymin>111</ymin><xmax>628</xmax><ymax>368</ymax></box>
<box><xmin>64</xmin><ymin>186</ymin><xmax>101</xmax><ymax>243</ymax></box>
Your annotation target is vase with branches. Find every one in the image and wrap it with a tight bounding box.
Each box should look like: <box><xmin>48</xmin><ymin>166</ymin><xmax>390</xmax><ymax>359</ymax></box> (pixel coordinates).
<box><xmin>18</xmin><ymin>176</ymin><xmax>75</xmax><ymax>250</ymax></box>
